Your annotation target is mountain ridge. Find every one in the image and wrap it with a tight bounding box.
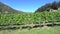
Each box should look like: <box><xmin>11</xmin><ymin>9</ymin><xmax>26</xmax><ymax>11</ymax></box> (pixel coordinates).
<box><xmin>0</xmin><ymin>2</ymin><xmax>23</xmax><ymax>14</ymax></box>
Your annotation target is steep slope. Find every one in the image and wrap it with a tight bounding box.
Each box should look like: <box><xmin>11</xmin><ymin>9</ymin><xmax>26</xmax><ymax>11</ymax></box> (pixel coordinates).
<box><xmin>0</xmin><ymin>2</ymin><xmax>23</xmax><ymax>14</ymax></box>
<box><xmin>35</xmin><ymin>1</ymin><xmax>60</xmax><ymax>12</ymax></box>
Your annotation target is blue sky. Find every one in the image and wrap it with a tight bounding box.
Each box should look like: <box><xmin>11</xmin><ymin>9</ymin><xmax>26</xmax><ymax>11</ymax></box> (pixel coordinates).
<box><xmin>0</xmin><ymin>0</ymin><xmax>60</xmax><ymax>12</ymax></box>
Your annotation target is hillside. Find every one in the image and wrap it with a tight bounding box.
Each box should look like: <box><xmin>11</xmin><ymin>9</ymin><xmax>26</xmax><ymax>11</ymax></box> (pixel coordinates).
<box><xmin>0</xmin><ymin>2</ymin><xmax>23</xmax><ymax>14</ymax></box>
<box><xmin>35</xmin><ymin>1</ymin><xmax>60</xmax><ymax>12</ymax></box>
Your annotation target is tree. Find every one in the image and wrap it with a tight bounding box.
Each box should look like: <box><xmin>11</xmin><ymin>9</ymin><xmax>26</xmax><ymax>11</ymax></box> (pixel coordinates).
<box><xmin>57</xmin><ymin>1</ymin><xmax>60</xmax><ymax>8</ymax></box>
<box><xmin>51</xmin><ymin>1</ymin><xmax>58</xmax><ymax>10</ymax></box>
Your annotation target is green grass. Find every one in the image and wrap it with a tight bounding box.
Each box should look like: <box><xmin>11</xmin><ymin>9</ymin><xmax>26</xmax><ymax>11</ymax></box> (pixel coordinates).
<box><xmin>0</xmin><ymin>26</ymin><xmax>60</xmax><ymax>34</ymax></box>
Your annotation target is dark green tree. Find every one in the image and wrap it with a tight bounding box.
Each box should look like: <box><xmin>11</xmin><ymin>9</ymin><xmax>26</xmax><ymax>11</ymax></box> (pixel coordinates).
<box><xmin>51</xmin><ymin>1</ymin><xmax>58</xmax><ymax>10</ymax></box>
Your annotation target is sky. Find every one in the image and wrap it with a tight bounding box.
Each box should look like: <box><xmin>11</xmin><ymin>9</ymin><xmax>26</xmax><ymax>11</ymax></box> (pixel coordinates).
<box><xmin>0</xmin><ymin>0</ymin><xmax>60</xmax><ymax>12</ymax></box>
